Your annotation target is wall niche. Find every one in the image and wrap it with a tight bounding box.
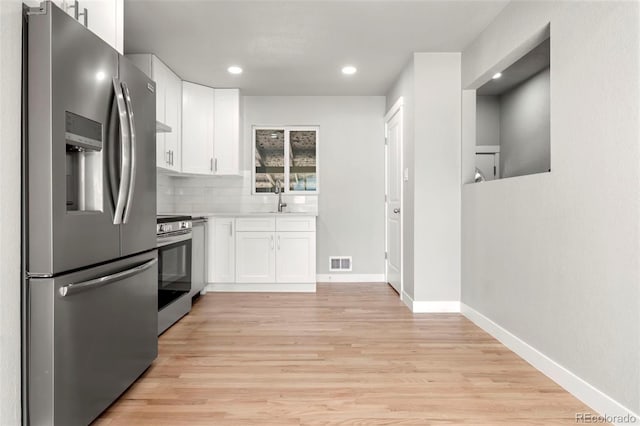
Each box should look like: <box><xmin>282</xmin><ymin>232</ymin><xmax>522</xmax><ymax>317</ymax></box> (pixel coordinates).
<box><xmin>474</xmin><ymin>37</ymin><xmax>550</xmax><ymax>181</ymax></box>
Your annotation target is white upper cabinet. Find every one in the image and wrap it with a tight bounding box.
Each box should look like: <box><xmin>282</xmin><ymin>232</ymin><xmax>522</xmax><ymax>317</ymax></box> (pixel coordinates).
<box><xmin>213</xmin><ymin>89</ymin><xmax>240</xmax><ymax>175</ymax></box>
<box><xmin>182</xmin><ymin>82</ymin><xmax>215</xmax><ymax>175</ymax></box>
<box><xmin>54</xmin><ymin>0</ymin><xmax>123</xmax><ymax>53</ymax></box>
<box><xmin>182</xmin><ymin>86</ymin><xmax>240</xmax><ymax>176</ymax></box>
<box><xmin>163</xmin><ymin>63</ymin><xmax>182</xmax><ymax>172</ymax></box>
<box><xmin>127</xmin><ymin>54</ymin><xmax>182</xmax><ymax>171</ymax></box>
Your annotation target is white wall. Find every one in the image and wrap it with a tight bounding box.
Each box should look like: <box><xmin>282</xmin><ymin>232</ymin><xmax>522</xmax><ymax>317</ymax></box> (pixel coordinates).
<box><xmin>413</xmin><ymin>53</ymin><xmax>461</xmax><ymax>303</ymax></box>
<box><xmin>0</xmin><ymin>1</ymin><xmax>24</xmax><ymax>424</ymax></box>
<box><xmin>476</xmin><ymin>95</ymin><xmax>500</xmax><ymax>146</ymax></box>
<box><xmin>500</xmin><ymin>67</ymin><xmax>550</xmax><ymax>177</ymax></box>
<box><xmin>462</xmin><ymin>0</ymin><xmax>640</xmax><ymax>415</ymax></box>
<box><xmin>386</xmin><ymin>53</ymin><xmax>461</xmax><ymax>305</ymax></box>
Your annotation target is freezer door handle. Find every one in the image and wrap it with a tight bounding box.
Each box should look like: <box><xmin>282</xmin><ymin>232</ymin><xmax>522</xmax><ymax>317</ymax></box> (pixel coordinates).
<box><xmin>112</xmin><ymin>77</ymin><xmax>131</xmax><ymax>225</ymax></box>
<box><xmin>59</xmin><ymin>258</ymin><xmax>157</xmax><ymax>297</ymax></box>
<box><xmin>121</xmin><ymin>81</ymin><xmax>136</xmax><ymax>224</ymax></box>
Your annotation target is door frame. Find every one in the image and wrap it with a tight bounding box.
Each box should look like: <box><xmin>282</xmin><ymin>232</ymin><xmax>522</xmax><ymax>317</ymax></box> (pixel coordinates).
<box><xmin>384</xmin><ymin>97</ymin><xmax>404</xmax><ymax>297</ymax></box>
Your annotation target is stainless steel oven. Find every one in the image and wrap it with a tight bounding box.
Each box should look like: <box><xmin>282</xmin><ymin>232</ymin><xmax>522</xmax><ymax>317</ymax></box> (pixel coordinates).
<box><xmin>156</xmin><ymin>216</ymin><xmax>192</xmax><ymax>334</ymax></box>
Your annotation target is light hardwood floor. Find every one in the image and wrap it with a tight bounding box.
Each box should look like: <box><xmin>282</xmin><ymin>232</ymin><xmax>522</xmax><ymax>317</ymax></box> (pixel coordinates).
<box><xmin>95</xmin><ymin>284</ymin><xmax>596</xmax><ymax>425</ymax></box>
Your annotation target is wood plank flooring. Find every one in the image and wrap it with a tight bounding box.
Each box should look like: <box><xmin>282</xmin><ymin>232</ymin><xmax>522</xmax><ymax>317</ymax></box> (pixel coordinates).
<box><xmin>95</xmin><ymin>284</ymin><xmax>596</xmax><ymax>425</ymax></box>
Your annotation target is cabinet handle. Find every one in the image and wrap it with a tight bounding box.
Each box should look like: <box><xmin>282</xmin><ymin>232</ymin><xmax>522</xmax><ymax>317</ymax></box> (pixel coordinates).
<box><xmin>78</xmin><ymin>7</ymin><xmax>88</xmax><ymax>26</ymax></box>
<box><xmin>67</xmin><ymin>1</ymin><xmax>88</xmax><ymax>26</ymax></box>
<box><xmin>229</xmin><ymin>223</ymin><xmax>233</xmax><ymax>237</ymax></box>
<box><xmin>277</xmin><ymin>235</ymin><xmax>280</xmax><ymax>250</ymax></box>
<box><xmin>270</xmin><ymin>235</ymin><xmax>274</xmax><ymax>250</ymax></box>
<box><xmin>214</xmin><ymin>158</ymin><xmax>218</xmax><ymax>172</ymax></box>
<box><xmin>67</xmin><ymin>0</ymin><xmax>79</xmax><ymax>19</ymax></box>
<box><xmin>165</xmin><ymin>151</ymin><xmax>170</xmax><ymax>165</ymax></box>
<box><xmin>210</xmin><ymin>158</ymin><xmax>213</xmax><ymax>172</ymax></box>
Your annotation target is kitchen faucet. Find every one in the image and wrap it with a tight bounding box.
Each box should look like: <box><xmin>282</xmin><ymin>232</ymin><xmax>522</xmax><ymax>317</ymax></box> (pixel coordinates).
<box><xmin>274</xmin><ymin>180</ymin><xmax>287</xmax><ymax>213</ymax></box>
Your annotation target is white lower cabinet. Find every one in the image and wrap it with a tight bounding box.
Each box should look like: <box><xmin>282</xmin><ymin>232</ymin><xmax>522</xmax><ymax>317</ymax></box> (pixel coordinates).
<box><xmin>208</xmin><ymin>215</ymin><xmax>316</xmax><ymax>290</ymax></box>
<box><xmin>208</xmin><ymin>217</ymin><xmax>235</xmax><ymax>283</ymax></box>
<box><xmin>235</xmin><ymin>232</ymin><xmax>276</xmax><ymax>283</ymax></box>
<box><xmin>275</xmin><ymin>232</ymin><xmax>316</xmax><ymax>283</ymax></box>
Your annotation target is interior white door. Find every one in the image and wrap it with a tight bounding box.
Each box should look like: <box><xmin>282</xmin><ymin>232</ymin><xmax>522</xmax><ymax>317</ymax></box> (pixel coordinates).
<box><xmin>385</xmin><ymin>107</ymin><xmax>403</xmax><ymax>294</ymax></box>
<box><xmin>235</xmin><ymin>232</ymin><xmax>276</xmax><ymax>283</ymax></box>
<box><xmin>476</xmin><ymin>153</ymin><xmax>497</xmax><ymax>181</ymax></box>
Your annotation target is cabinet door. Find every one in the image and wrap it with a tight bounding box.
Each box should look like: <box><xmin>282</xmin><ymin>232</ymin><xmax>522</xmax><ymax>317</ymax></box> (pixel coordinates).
<box><xmin>213</xmin><ymin>89</ymin><xmax>240</xmax><ymax>175</ymax></box>
<box><xmin>182</xmin><ymin>82</ymin><xmax>215</xmax><ymax>175</ymax></box>
<box><xmin>83</xmin><ymin>0</ymin><xmax>123</xmax><ymax>53</ymax></box>
<box><xmin>191</xmin><ymin>221</ymin><xmax>207</xmax><ymax>294</ymax></box>
<box><xmin>276</xmin><ymin>232</ymin><xmax>316</xmax><ymax>283</ymax></box>
<box><xmin>53</xmin><ymin>1</ymin><xmax>123</xmax><ymax>53</ymax></box>
<box><xmin>235</xmin><ymin>232</ymin><xmax>275</xmax><ymax>283</ymax></box>
<box><xmin>164</xmin><ymin>69</ymin><xmax>182</xmax><ymax>172</ymax></box>
<box><xmin>151</xmin><ymin>56</ymin><xmax>168</xmax><ymax>168</ymax></box>
<box><xmin>209</xmin><ymin>218</ymin><xmax>235</xmax><ymax>283</ymax></box>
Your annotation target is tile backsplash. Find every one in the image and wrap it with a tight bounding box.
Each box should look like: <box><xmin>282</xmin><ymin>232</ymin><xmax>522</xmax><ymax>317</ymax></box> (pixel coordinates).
<box><xmin>156</xmin><ymin>170</ymin><xmax>318</xmax><ymax>215</ymax></box>
<box><xmin>157</xmin><ymin>172</ymin><xmax>175</xmax><ymax>213</ymax></box>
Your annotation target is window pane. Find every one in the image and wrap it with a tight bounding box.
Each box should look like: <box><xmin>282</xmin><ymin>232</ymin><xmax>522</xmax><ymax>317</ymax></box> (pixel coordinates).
<box><xmin>255</xmin><ymin>129</ymin><xmax>285</xmax><ymax>193</ymax></box>
<box><xmin>289</xmin><ymin>130</ymin><xmax>317</xmax><ymax>191</ymax></box>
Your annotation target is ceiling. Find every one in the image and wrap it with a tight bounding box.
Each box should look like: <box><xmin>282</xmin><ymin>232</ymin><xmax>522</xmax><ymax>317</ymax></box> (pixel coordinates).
<box><xmin>124</xmin><ymin>1</ymin><xmax>510</xmax><ymax>96</ymax></box>
<box><xmin>477</xmin><ymin>38</ymin><xmax>550</xmax><ymax>96</ymax></box>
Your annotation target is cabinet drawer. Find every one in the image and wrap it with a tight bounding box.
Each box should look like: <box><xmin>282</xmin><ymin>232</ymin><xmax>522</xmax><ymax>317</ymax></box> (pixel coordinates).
<box><xmin>235</xmin><ymin>217</ymin><xmax>276</xmax><ymax>232</ymax></box>
<box><xmin>276</xmin><ymin>216</ymin><xmax>316</xmax><ymax>232</ymax></box>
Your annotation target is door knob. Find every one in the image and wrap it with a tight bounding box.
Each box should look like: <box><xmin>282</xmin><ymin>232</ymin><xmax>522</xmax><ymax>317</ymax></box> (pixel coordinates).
<box><xmin>393</xmin><ymin>208</ymin><xmax>400</xmax><ymax>214</ymax></box>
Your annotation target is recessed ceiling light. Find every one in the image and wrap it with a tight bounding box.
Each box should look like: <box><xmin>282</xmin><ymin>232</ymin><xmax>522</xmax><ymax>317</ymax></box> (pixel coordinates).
<box><xmin>342</xmin><ymin>65</ymin><xmax>357</xmax><ymax>75</ymax></box>
<box><xmin>492</xmin><ymin>72</ymin><xmax>502</xmax><ymax>79</ymax></box>
<box><xmin>227</xmin><ymin>66</ymin><xmax>243</xmax><ymax>75</ymax></box>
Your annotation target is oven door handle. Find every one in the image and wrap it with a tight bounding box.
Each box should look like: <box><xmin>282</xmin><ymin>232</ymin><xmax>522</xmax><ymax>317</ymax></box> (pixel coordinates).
<box><xmin>157</xmin><ymin>232</ymin><xmax>192</xmax><ymax>247</ymax></box>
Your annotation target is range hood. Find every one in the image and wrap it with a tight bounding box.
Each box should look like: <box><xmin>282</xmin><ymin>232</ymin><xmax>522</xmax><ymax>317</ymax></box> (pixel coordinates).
<box><xmin>156</xmin><ymin>121</ymin><xmax>172</xmax><ymax>133</ymax></box>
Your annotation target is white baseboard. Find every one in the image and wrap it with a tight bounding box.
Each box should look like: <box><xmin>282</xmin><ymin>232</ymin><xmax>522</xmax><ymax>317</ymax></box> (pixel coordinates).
<box><xmin>401</xmin><ymin>290</ymin><xmax>413</xmax><ymax>311</ymax></box>
<box><xmin>400</xmin><ymin>291</ymin><xmax>461</xmax><ymax>313</ymax></box>
<box><xmin>412</xmin><ymin>300</ymin><xmax>460</xmax><ymax>313</ymax></box>
<box><xmin>316</xmin><ymin>274</ymin><xmax>386</xmax><ymax>283</ymax></box>
<box><xmin>204</xmin><ymin>283</ymin><xmax>316</xmax><ymax>293</ymax></box>
<box><xmin>461</xmin><ymin>303</ymin><xmax>639</xmax><ymax>426</ymax></box>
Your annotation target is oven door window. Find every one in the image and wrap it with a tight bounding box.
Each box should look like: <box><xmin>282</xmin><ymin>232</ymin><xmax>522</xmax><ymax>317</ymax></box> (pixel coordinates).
<box><xmin>158</xmin><ymin>239</ymin><xmax>192</xmax><ymax>293</ymax></box>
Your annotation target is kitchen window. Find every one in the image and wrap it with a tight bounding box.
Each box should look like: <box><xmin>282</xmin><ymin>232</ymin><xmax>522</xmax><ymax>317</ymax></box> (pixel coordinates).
<box><xmin>252</xmin><ymin>126</ymin><xmax>319</xmax><ymax>194</ymax></box>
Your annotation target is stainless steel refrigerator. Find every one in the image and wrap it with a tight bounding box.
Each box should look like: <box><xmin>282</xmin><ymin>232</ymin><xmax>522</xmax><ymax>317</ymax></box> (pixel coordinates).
<box><xmin>23</xmin><ymin>3</ymin><xmax>158</xmax><ymax>425</ymax></box>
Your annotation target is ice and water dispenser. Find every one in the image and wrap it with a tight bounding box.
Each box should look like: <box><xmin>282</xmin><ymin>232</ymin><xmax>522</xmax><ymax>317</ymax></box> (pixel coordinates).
<box><xmin>65</xmin><ymin>111</ymin><xmax>104</xmax><ymax>212</ymax></box>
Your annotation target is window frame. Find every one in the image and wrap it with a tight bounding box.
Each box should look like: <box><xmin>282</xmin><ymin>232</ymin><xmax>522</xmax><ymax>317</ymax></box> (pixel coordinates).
<box><xmin>251</xmin><ymin>125</ymin><xmax>320</xmax><ymax>195</ymax></box>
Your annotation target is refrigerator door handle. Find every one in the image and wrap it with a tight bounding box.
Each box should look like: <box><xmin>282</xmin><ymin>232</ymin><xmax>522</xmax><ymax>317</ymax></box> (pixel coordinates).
<box><xmin>112</xmin><ymin>77</ymin><xmax>131</xmax><ymax>225</ymax></box>
<box><xmin>58</xmin><ymin>258</ymin><xmax>157</xmax><ymax>297</ymax></box>
<box><xmin>121</xmin><ymin>81</ymin><xmax>136</xmax><ymax>224</ymax></box>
